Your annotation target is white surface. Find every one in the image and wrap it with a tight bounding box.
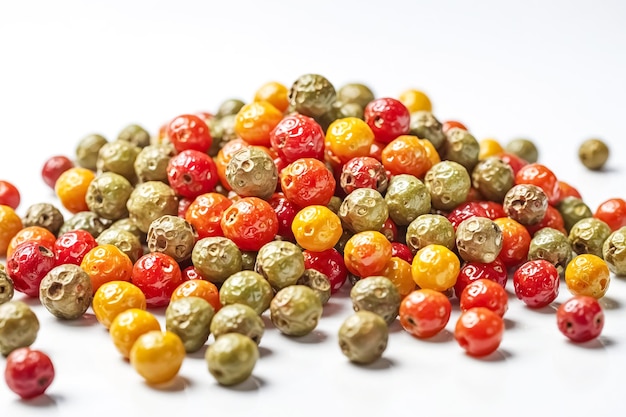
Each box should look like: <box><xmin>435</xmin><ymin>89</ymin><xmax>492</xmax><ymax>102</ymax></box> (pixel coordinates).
<box><xmin>1</xmin><ymin>1</ymin><xmax>626</xmax><ymax>416</ymax></box>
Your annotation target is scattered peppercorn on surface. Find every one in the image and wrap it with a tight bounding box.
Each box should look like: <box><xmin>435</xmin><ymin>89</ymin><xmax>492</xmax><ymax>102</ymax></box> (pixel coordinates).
<box><xmin>1</xmin><ymin>74</ymin><xmax>626</xmax><ymax>417</ymax></box>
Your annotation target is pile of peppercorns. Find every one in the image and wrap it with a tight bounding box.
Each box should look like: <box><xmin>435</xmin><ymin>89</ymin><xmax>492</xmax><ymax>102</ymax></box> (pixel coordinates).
<box><xmin>0</xmin><ymin>73</ymin><xmax>624</xmax><ymax>397</ymax></box>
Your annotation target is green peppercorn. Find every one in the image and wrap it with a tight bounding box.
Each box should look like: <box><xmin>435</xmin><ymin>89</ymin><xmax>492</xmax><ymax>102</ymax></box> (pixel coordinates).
<box><xmin>334</xmin><ymin>230</ymin><xmax>353</xmax><ymax>254</ymax></box>
<box><xmin>569</xmin><ymin>217</ymin><xmax>611</xmax><ymax>258</ymax></box>
<box><xmin>456</xmin><ymin>216</ymin><xmax>503</xmax><ymax>264</ymax></box>
<box><xmin>76</xmin><ymin>133</ymin><xmax>108</xmax><ymax>171</ymax></box>
<box><xmin>117</xmin><ymin>124</ymin><xmax>151</xmax><ymax>148</ymax></box>
<box><xmin>0</xmin><ymin>264</ymin><xmax>14</xmax><ymax>305</ymax></box>
<box><xmin>289</xmin><ymin>74</ymin><xmax>337</xmax><ymax>118</ymax></box>
<box><xmin>206</xmin><ymin>333</ymin><xmax>258</xmax><ymax>386</ymax></box>
<box><xmin>0</xmin><ymin>300</ymin><xmax>39</xmax><ymax>356</ymax></box>
<box><xmin>384</xmin><ymin>174</ymin><xmax>431</xmax><ymax>226</ymax></box>
<box><xmin>147</xmin><ymin>215</ymin><xmax>197</xmax><ymax>263</ymax></box>
<box><xmin>336</xmin><ymin>83</ymin><xmax>375</xmax><ymax>108</ymax></box>
<box><xmin>406</xmin><ymin>214</ymin><xmax>456</xmax><ymax>254</ymax></box>
<box><xmin>506</xmin><ymin>138</ymin><xmax>539</xmax><ymax>163</ymax></box>
<box><xmin>165</xmin><ymin>297</ymin><xmax>214</xmax><ymax>353</ymax></box>
<box><xmin>59</xmin><ymin>211</ymin><xmax>109</xmax><ymax>238</ymax></box>
<box><xmin>255</xmin><ymin>241</ymin><xmax>305</xmax><ymax>290</ymax></box>
<box><xmin>471</xmin><ymin>157</ymin><xmax>514</xmax><ymax>202</ymax></box>
<box><xmin>338</xmin><ymin>188</ymin><xmax>389</xmax><ymax>233</ymax></box>
<box><xmin>336</xmin><ymin>102</ymin><xmax>365</xmax><ymax>119</ymax></box>
<box><xmin>327</xmin><ymin>196</ymin><xmax>343</xmax><ymax>214</ymax></box>
<box><xmin>270</xmin><ymin>285</ymin><xmax>323</xmax><ymax>337</ymax></box>
<box><xmin>502</xmin><ymin>184</ymin><xmax>548</xmax><ymax>226</ymax></box>
<box><xmin>96</xmin><ymin>228</ymin><xmax>144</xmax><ymax>264</ymax></box>
<box><xmin>97</xmin><ymin>140</ymin><xmax>141</xmax><ymax>183</ymax></box>
<box><xmin>126</xmin><ymin>181</ymin><xmax>178</xmax><ymax>233</ymax></box>
<box><xmin>240</xmin><ymin>250</ymin><xmax>258</xmax><ymax>271</ymax></box>
<box><xmin>219</xmin><ymin>270</ymin><xmax>273</xmax><ymax>315</ymax></box>
<box><xmin>216</xmin><ymin>115</ymin><xmax>239</xmax><ymax>143</ymax></box>
<box><xmin>39</xmin><ymin>264</ymin><xmax>93</xmax><ymax>320</ymax></box>
<box><xmin>210</xmin><ymin>303</ymin><xmax>265</xmax><ymax>345</ymax></box>
<box><xmin>409</xmin><ymin>111</ymin><xmax>446</xmax><ymax>150</ymax></box>
<box><xmin>22</xmin><ymin>202</ymin><xmax>64</xmax><ymax>235</ymax></box>
<box><xmin>109</xmin><ymin>217</ymin><xmax>146</xmax><ymax>242</ymax></box>
<box><xmin>134</xmin><ymin>144</ymin><xmax>176</xmax><ymax>183</ymax></box>
<box><xmin>557</xmin><ymin>196</ymin><xmax>593</xmax><ymax>233</ymax></box>
<box><xmin>338</xmin><ymin>311</ymin><xmax>388</xmax><ymax>365</ymax></box>
<box><xmin>297</xmin><ymin>269</ymin><xmax>331</xmax><ymax>305</ymax></box>
<box><xmin>216</xmin><ymin>98</ymin><xmax>246</xmax><ymax>118</ymax></box>
<box><xmin>350</xmin><ymin>276</ymin><xmax>401</xmax><ymax>325</ymax></box>
<box><xmin>225</xmin><ymin>147</ymin><xmax>278</xmax><ymax>200</ymax></box>
<box><xmin>528</xmin><ymin>227</ymin><xmax>573</xmax><ymax>274</ymax></box>
<box><xmin>86</xmin><ymin>172</ymin><xmax>133</xmax><ymax>220</ymax></box>
<box><xmin>443</xmin><ymin>127</ymin><xmax>480</xmax><ymax>171</ymax></box>
<box><xmin>603</xmin><ymin>227</ymin><xmax>626</xmax><ymax>276</ymax></box>
<box><xmin>424</xmin><ymin>161</ymin><xmax>471</xmax><ymax>211</ymax></box>
<box><xmin>578</xmin><ymin>138</ymin><xmax>609</xmax><ymax>170</ymax></box>
<box><xmin>192</xmin><ymin>237</ymin><xmax>243</xmax><ymax>284</ymax></box>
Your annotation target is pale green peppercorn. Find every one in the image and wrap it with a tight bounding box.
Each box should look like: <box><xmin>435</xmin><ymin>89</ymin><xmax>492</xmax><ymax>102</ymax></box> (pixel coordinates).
<box><xmin>350</xmin><ymin>276</ymin><xmax>400</xmax><ymax>325</ymax></box>
<box><xmin>336</xmin><ymin>83</ymin><xmax>375</xmax><ymax>108</ymax></box>
<box><xmin>569</xmin><ymin>217</ymin><xmax>611</xmax><ymax>258</ymax></box>
<box><xmin>86</xmin><ymin>172</ymin><xmax>133</xmax><ymax>220</ymax></box>
<box><xmin>557</xmin><ymin>197</ymin><xmax>593</xmax><ymax>233</ymax></box>
<box><xmin>22</xmin><ymin>203</ymin><xmax>64</xmax><ymax>235</ymax></box>
<box><xmin>118</xmin><ymin>124</ymin><xmax>151</xmax><ymax>148</ymax></box>
<box><xmin>206</xmin><ymin>333</ymin><xmax>258</xmax><ymax>386</ymax></box>
<box><xmin>126</xmin><ymin>181</ymin><xmax>178</xmax><ymax>233</ymax></box>
<box><xmin>337</xmin><ymin>102</ymin><xmax>364</xmax><ymax>119</ymax></box>
<box><xmin>39</xmin><ymin>264</ymin><xmax>93</xmax><ymax>320</ymax></box>
<box><xmin>456</xmin><ymin>217</ymin><xmax>503</xmax><ymax>264</ymax></box>
<box><xmin>424</xmin><ymin>161</ymin><xmax>471</xmax><ymax>211</ymax></box>
<box><xmin>216</xmin><ymin>98</ymin><xmax>246</xmax><ymax>118</ymax></box>
<box><xmin>240</xmin><ymin>251</ymin><xmax>257</xmax><ymax>271</ymax></box>
<box><xmin>226</xmin><ymin>147</ymin><xmax>278</xmax><ymax>200</ymax></box>
<box><xmin>192</xmin><ymin>237</ymin><xmax>243</xmax><ymax>284</ymax></box>
<box><xmin>443</xmin><ymin>127</ymin><xmax>480</xmax><ymax>171</ymax></box>
<box><xmin>76</xmin><ymin>133</ymin><xmax>108</xmax><ymax>171</ymax></box>
<box><xmin>289</xmin><ymin>74</ymin><xmax>337</xmax><ymax>118</ymax></box>
<box><xmin>0</xmin><ymin>264</ymin><xmax>14</xmax><ymax>305</ymax></box>
<box><xmin>603</xmin><ymin>227</ymin><xmax>626</xmax><ymax>276</ymax></box>
<box><xmin>96</xmin><ymin>228</ymin><xmax>144</xmax><ymax>263</ymax></box>
<box><xmin>506</xmin><ymin>138</ymin><xmax>539</xmax><ymax>163</ymax></box>
<box><xmin>210</xmin><ymin>303</ymin><xmax>265</xmax><ymax>345</ymax></box>
<box><xmin>578</xmin><ymin>138</ymin><xmax>609</xmax><ymax>170</ymax></box>
<box><xmin>109</xmin><ymin>217</ymin><xmax>146</xmax><ymax>242</ymax></box>
<box><xmin>338</xmin><ymin>311</ymin><xmax>388</xmax><ymax>365</ymax></box>
<box><xmin>0</xmin><ymin>301</ymin><xmax>39</xmax><ymax>356</ymax></box>
<box><xmin>147</xmin><ymin>215</ymin><xmax>197</xmax><ymax>263</ymax></box>
<box><xmin>384</xmin><ymin>174</ymin><xmax>431</xmax><ymax>226</ymax></box>
<box><xmin>97</xmin><ymin>140</ymin><xmax>141</xmax><ymax>183</ymax></box>
<box><xmin>503</xmin><ymin>184</ymin><xmax>548</xmax><ymax>226</ymax></box>
<box><xmin>219</xmin><ymin>270</ymin><xmax>273</xmax><ymax>315</ymax></box>
<box><xmin>471</xmin><ymin>157</ymin><xmax>514</xmax><ymax>202</ymax></box>
<box><xmin>327</xmin><ymin>196</ymin><xmax>343</xmax><ymax>214</ymax></box>
<box><xmin>528</xmin><ymin>227</ymin><xmax>573</xmax><ymax>274</ymax></box>
<box><xmin>409</xmin><ymin>111</ymin><xmax>446</xmax><ymax>150</ymax></box>
<box><xmin>270</xmin><ymin>285</ymin><xmax>323</xmax><ymax>337</ymax></box>
<box><xmin>406</xmin><ymin>214</ymin><xmax>456</xmax><ymax>254</ymax></box>
<box><xmin>339</xmin><ymin>188</ymin><xmax>388</xmax><ymax>233</ymax></box>
<box><xmin>134</xmin><ymin>144</ymin><xmax>176</xmax><ymax>183</ymax></box>
<box><xmin>297</xmin><ymin>269</ymin><xmax>331</xmax><ymax>305</ymax></box>
<box><xmin>255</xmin><ymin>241</ymin><xmax>305</xmax><ymax>290</ymax></box>
<box><xmin>59</xmin><ymin>211</ymin><xmax>108</xmax><ymax>238</ymax></box>
<box><xmin>166</xmin><ymin>297</ymin><xmax>214</xmax><ymax>353</ymax></box>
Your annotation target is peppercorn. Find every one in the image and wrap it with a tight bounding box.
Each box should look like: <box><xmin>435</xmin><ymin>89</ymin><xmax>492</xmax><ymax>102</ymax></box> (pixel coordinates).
<box><xmin>22</xmin><ymin>203</ymin><xmax>65</xmax><ymax>236</ymax></box>
<box><xmin>578</xmin><ymin>138</ymin><xmax>609</xmax><ymax>170</ymax></box>
<box><xmin>39</xmin><ymin>264</ymin><xmax>93</xmax><ymax>320</ymax></box>
<box><xmin>165</xmin><ymin>297</ymin><xmax>214</xmax><ymax>353</ymax></box>
<box><xmin>0</xmin><ymin>301</ymin><xmax>39</xmax><ymax>356</ymax></box>
<box><xmin>350</xmin><ymin>276</ymin><xmax>401</xmax><ymax>325</ymax></box>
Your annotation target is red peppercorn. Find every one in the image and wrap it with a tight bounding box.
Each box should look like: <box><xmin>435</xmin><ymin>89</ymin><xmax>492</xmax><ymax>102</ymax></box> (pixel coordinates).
<box><xmin>303</xmin><ymin>248</ymin><xmax>348</xmax><ymax>294</ymax></box>
<box><xmin>131</xmin><ymin>252</ymin><xmax>183</xmax><ymax>308</ymax></box>
<box><xmin>460</xmin><ymin>278</ymin><xmax>508</xmax><ymax>317</ymax></box>
<box><xmin>41</xmin><ymin>155</ymin><xmax>74</xmax><ymax>189</ymax></box>
<box><xmin>454</xmin><ymin>257</ymin><xmax>508</xmax><ymax>297</ymax></box>
<box><xmin>364</xmin><ymin>97</ymin><xmax>411</xmax><ymax>143</ymax></box>
<box><xmin>166</xmin><ymin>114</ymin><xmax>212</xmax><ymax>153</ymax></box>
<box><xmin>4</xmin><ymin>348</ymin><xmax>55</xmax><ymax>399</ymax></box>
<box><xmin>280</xmin><ymin>158</ymin><xmax>336</xmax><ymax>207</ymax></box>
<box><xmin>390</xmin><ymin>242</ymin><xmax>413</xmax><ymax>264</ymax></box>
<box><xmin>268</xmin><ymin>193</ymin><xmax>299</xmax><ymax>242</ymax></box>
<box><xmin>526</xmin><ymin>205</ymin><xmax>566</xmax><ymax>236</ymax></box>
<box><xmin>442</xmin><ymin>120</ymin><xmax>468</xmax><ymax>134</ymax></box>
<box><xmin>515</xmin><ymin>163</ymin><xmax>560</xmax><ymax>206</ymax></box>
<box><xmin>498</xmin><ymin>152</ymin><xmax>528</xmax><ymax>176</ymax></box>
<box><xmin>221</xmin><ymin>197</ymin><xmax>279</xmax><ymax>252</ymax></box>
<box><xmin>556</xmin><ymin>295</ymin><xmax>604</xmax><ymax>343</ymax></box>
<box><xmin>448</xmin><ymin>201</ymin><xmax>505</xmax><ymax>229</ymax></box>
<box><xmin>270</xmin><ymin>114</ymin><xmax>325</xmax><ymax>163</ymax></box>
<box><xmin>7</xmin><ymin>242</ymin><xmax>56</xmax><ymax>297</ymax></box>
<box><xmin>594</xmin><ymin>197</ymin><xmax>626</xmax><ymax>231</ymax></box>
<box><xmin>0</xmin><ymin>180</ymin><xmax>21</xmax><ymax>209</ymax></box>
<box><xmin>379</xmin><ymin>217</ymin><xmax>398</xmax><ymax>242</ymax></box>
<box><xmin>455</xmin><ymin>307</ymin><xmax>505</xmax><ymax>357</ymax></box>
<box><xmin>54</xmin><ymin>229</ymin><xmax>98</xmax><ymax>266</ymax></box>
<box><xmin>167</xmin><ymin>150</ymin><xmax>219</xmax><ymax>199</ymax></box>
<box><xmin>181</xmin><ymin>265</ymin><xmax>206</xmax><ymax>281</ymax></box>
<box><xmin>185</xmin><ymin>192</ymin><xmax>232</xmax><ymax>239</ymax></box>
<box><xmin>513</xmin><ymin>260</ymin><xmax>560</xmax><ymax>308</ymax></box>
<box><xmin>339</xmin><ymin>156</ymin><xmax>389</xmax><ymax>195</ymax></box>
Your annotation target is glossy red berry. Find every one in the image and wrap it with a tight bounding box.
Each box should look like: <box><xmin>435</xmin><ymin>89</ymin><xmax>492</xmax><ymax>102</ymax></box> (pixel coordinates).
<box><xmin>454</xmin><ymin>258</ymin><xmax>508</xmax><ymax>298</ymax></box>
<box><xmin>268</xmin><ymin>193</ymin><xmax>299</xmax><ymax>242</ymax></box>
<box><xmin>181</xmin><ymin>265</ymin><xmax>206</xmax><ymax>281</ymax></box>
<box><xmin>391</xmin><ymin>242</ymin><xmax>413</xmax><ymax>264</ymax></box>
<box><xmin>498</xmin><ymin>152</ymin><xmax>528</xmax><ymax>176</ymax></box>
<box><xmin>448</xmin><ymin>201</ymin><xmax>505</xmax><ymax>229</ymax></box>
<box><xmin>131</xmin><ymin>252</ymin><xmax>183</xmax><ymax>308</ymax></box>
<box><xmin>515</xmin><ymin>163</ymin><xmax>560</xmax><ymax>206</ymax></box>
<box><xmin>41</xmin><ymin>155</ymin><xmax>74</xmax><ymax>189</ymax></box>
<box><xmin>7</xmin><ymin>242</ymin><xmax>56</xmax><ymax>297</ymax></box>
<box><xmin>556</xmin><ymin>295</ymin><xmax>604</xmax><ymax>343</ymax></box>
<box><xmin>513</xmin><ymin>260</ymin><xmax>560</xmax><ymax>308</ymax></box>
<box><xmin>303</xmin><ymin>248</ymin><xmax>348</xmax><ymax>294</ymax></box>
<box><xmin>54</xmin><ymin>229</ymin><xmax>98</xmax><ymax>266</ymax></box>
<box><xmin>280</xmin><ymin>158</ymin><xmax>336</xmax><ymax>207</ymax></box>
<box><xmin>455</xmin><ymin>307</ymin><xmax>505</xmax><ymax>357</ymax></box>
<box><xmin>442</xmin><ymin>120</ymin><xmax>468</xmax><ymax>134</ymax></box>
<box><xmin>4</xmin><ymin>348</ymin><xmax>55</xmax><ymax>399</ymax></box>
<box><xmin>166</xmin><ymin>114</ymin><xmax>212</xmax><ymax>153</ymax></box>
<box><xmin>221</xmin><ymin>197</ymin><xmax>279</xmax><ymax>251</ymax></box>
<box><xmin>339</xmin><ymin>156</ymin><xmax>388</xmax><ymax>195</ymax></box>
<box><xmin>270</xmin><ymin>114</ymin><xmax>325</xmax><ymax>163</ymax></box>
<box><xmin>364</xmin><ymin>97</ymin><xmax>411</xmax><ymax>143</ymax></box>
<box><xmin>594</xmin><ymin>197</ymin><xmax>626</xmax><ymax>231</ymax></box>
<box><xmin>460</xmin><ymin>278</ymin><xmax>508</xmax><ymax>317</ymax></box>
<box><xmin>167</xmin><ymin>150</ymin><xmax>219</xmax><ymax>198</ymax></box>
<box><xmin>0</xmin><ymin>180</ymin><xmax>21</xmax><ymax>209</ymax></box>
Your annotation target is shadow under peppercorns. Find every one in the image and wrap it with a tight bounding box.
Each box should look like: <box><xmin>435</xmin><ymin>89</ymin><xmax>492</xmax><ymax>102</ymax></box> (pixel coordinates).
<box><xmin>322</xmin><ymin>300</ymin><xmax>345</xmax><ymax>317</ymax></box>
<box><xmin>599</xmin><ymin>296</ymin><xmax>620</xmax><ymax>310</ymax></box>
<box><xmin>474</xmin><ymin>348</ymin><xmax>511</xmax><ymax>362</ymax></box>
<box><xmin>146</xmin><ymin>375</ymin><xmax>191</xmax><ymax>392</ymax></box>
<box><xmin>186</xmin><ymin>344</ymin><xmax>208</xmax><ymax>360</ymax></box>
<box><xmin>287</xmin><ymin>330</ymin><xmax>327</xmax><ymax>344</ymax></box>
<box><xmin>420</xmin><ymin>329</ymin><xmax>454</xmax><ymax>344</ymax></box>
<box><xmin>225</xmin><ymin>375</ymin><xmax>265</xmax><ymax>391</ymax></box>
<box><xmin>504</xmin><ymin>318</ymin><xmax>517</xmax><ymax>330</ymax></box>
<box><xmin>257</xmin><ymin>345</ymin><xmax>272</xmax><ymax>358</ymax></box>
<box><xmin>17</xmin><ymin>393</ymin><xmax>62</xmax><ymax>408</ymax></box>
<box><xmin>356</xmin><ymin>357</ymin><xmax>394</xmax><ymax>370</ymax></box>
<box><xmin>387</xmin><ymin>319</ymin><xmax>403</xmax><ymax>334</ymax></box>
<box><xmin>14</xmin><ymin>295</ymin><xmax>41</xmax><ymax>307</ymax></box>
<box><xmin>61</xmin><ymin>313</ymin><xmax>98</xmax><ymax>327</ymax></box>
<box><xmin>527</xmin><ymin>303</ymin><xmax>559</xmax><ymax>315</ymax></box>
<box><xmin>567</xmin><ymin>335</ymin><xmax>614</xmax><ymax>350</ymax></box>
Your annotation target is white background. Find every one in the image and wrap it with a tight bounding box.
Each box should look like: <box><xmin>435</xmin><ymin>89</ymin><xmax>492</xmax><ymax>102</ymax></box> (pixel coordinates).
<box><xmin>1</xmin><ymin>1</ymin><xmax>626</xmax><ymax>416</ymax></box>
